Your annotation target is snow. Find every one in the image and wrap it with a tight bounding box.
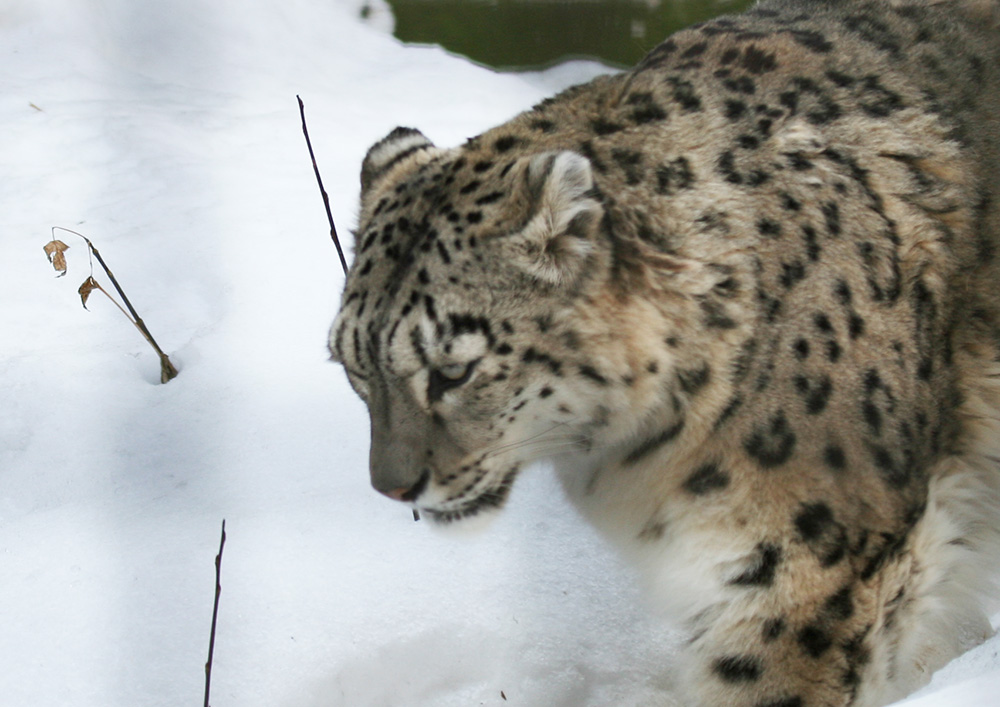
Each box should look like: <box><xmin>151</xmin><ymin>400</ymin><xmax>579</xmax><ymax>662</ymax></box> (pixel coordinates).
<box><xmin>1</xmin><ymin>1</ymin><xmax>997</xmax><ymax>705</ymax></box>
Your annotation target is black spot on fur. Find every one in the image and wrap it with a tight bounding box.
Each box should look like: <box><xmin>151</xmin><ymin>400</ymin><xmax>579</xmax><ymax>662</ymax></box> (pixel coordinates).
<box><xmin>790</xmin><ymin>30</ymin><xmax>833</xmax><ymax>53</ymax></box>
<box><xmin>862</xmin><ymin>400</ymin><xmax>882</xmax><ymax>435</ymax></box>
<box><xmin>824</xmin><ymin>586</ymin><xmax>854</xmax><ymax>621</ymax></box>
<box><xmin>714</xmin><ymin>277</ymin><xmax>740</xmax><ymax>298</ymax></box>
<box><xmin>780</xmin><ymin>261</ymin><xmax>806</xmax><ymax>288</ymax></box>
<box><xmin>747</xmin><ymin>169</ymin><xmax>772</xmax><ymax>187</ymax></box>
<box><xmin>475</xmin><ymin>191</ymin><xmax>504</xmax><ymax>206</ymax></box>
<box><xmin>591</xmin><ymin>118</ymin><xmax>624</xmax><ymax>136</ymax></box>
<box><xmin>684</xmin><ymin>462</ymin><xmax>730</xmax><ymax>495</ymax></box>
<box><xmin>713</xmin><ymin>655</ymin><xmax>763</xmax><ymax>683</ymax></box>
<box><xmin>741</xmin><ymin>45</ymin><xmax>778</xmax><ymax>74</ymax></box>
<box><xmin>725</xmin><ymin>99</ymin><xmax>747</xmax><ymax>120</ymax></box>
<box><xmin>678</xmin><ymin>362</ymin><xmax>712</xmax><ymax>395</ymax></box>
<box><xmin>859</xmin><ymin>75</ymin><xmax>905</xmax><ymax>117</ymax></box>
<box><xmin>869</xmin><ymin>443</ymin><xmax>911</xmax><ymax>487</ymax></box>
<box><xmin>798</xmin><ymin>624</ymin><xmax>833</xmax><ymax>658</ymax></box>
<box><xmin>638</xmin><ymin>39</ymin><xmax>678</xmax><ymax>69</ymax></box>
<box><xmin>795</xmin><ymin>502</ymin><xmax>849</xmax><ymax>566</ymax></box>
<box><xmin>625</xmin><ymin>419</ymin><xmax>686</xmax><ymax>464</ymax></box>
<box><xmin>794</xmin><ymin>374</ymin><xmax>834</xmax><ymax>414</ymax></box>
<box><xmin>668</xmin><ymin>77</ymin><xmax>703</xmax><ymax>111</ymax></box>
<box><xmin>843</xmin><ymin>13</ymin><xmax>902</xmax><ymax>56</ymax></box>
<box><xmin>655</xmin><ymin>157</ymin><xmax>695</xmax><ymax>194</ymax></box>
<box><xmin>700</xmin><ymin>298</ymin><xmax>738</xmax><ymax>329</ymax></box>
<box><xmin>733</xmin><ymin>338</ymin><xmax>757</xmax><ymax>382</ymax></box>
<box><xmin>731</xmin><ymin>543</ymin><xmax>782</xmax><ymax>587</ymax></box>
<box><xmin>493</xmin><ymin>135</ymin><xmax>522</xmax><ymax>153</ymax></box>
<box><xmin>822</xmin><ymin>201</ymin><xmax>842</xmax><ymax>236</ymax></box>
<box><xmin>780</xmin><ymin>192</ymin><xmax>801</xmax><ymax>211</ymax></box>
<box><xmin>717</xmin><ymin>150</ymin><xmax>742</xmax><ymax>184</ymax></box>
<box><xmin>578</xmin><ymin>364</ymin><xmax>609</xmax><ymax>386</ymax></box>
<box><xmin>724</xmin><ymin>76</ymin><xmax>757</xmax><ymax>94</ymax></box>
<box><xmin>448</xmin><ymin>313</ymin><xmax>494</xmax><ymax>345</ymax></box>
<box><xmin>757</xmin><ymin>218</ymin><xmax>782</xmax><ymax>237</ymax></box>
<box><xmin>810</xmin><ymin>99</ymin><xmax>842</xmax><ymax>125</ymax></box>
<box><xmin>849</xmin><ymin>314</ymin><xmax>866</xmax><ymax>339</ymax></box>
<box><xmin>788</xmin><ymin>152</ymin><xmax>813</xmax><ymax>170</ymax></box>
<box><xmin>755</xmin><ymin>699</ymin><xmax>802</xmax><ymax>707</ymax></box>
<box><xmin>638</xmin><ymin>518</ymin><xmax>667</xmax><ymax>541</ymax></box>
<box><xmin>435</xmin><ymin>240</ymin><xmax>452</xmax><ymax>265</ymax></box>
<box><xmin>715</xmin><ymin>394</ymin><xmax>744</xmax><ymax>429</ymax></box>
<box><xmin>744</xmin><ymin>411</ymin><xmax>796</xmax><ymax>468</ymax></box>
<box><xmin>578</xmin><ymin>140</ymin><xmax>606</xmax><ymax>173</ymax></box>
<box><xmin>629</xmin><ymin>96</ymin><xmax>668</xmax><ymax>124</ymax></box>
<box><xmin>824</xmin><ymin>444</ymin><xmax>847</xmax><ymax>471</ymax></box>
<box><xmin>521</xmin><ymin>347</ymin><xmax>562</xmax><ymax>375</ymax></box>
<box><xmin>612</xmin><ymin>149</ymin><xmax>644</xmax><ymax>185</ymax></box>
<box><xmin>835</xmin><ymin>280</ymin><xmax>852</xmax><ymax>305</ymax></box>
<box><xmin>796</xmin><ymin>502</ymin><xmax>834</xmax><ymax>540</ymax></box>
<box><xmin>681</xmin><ymin>41</ymin><xmax>710</xmax><ymax>59</ymax></box>
<box><xmin>762</xmin><ymin>617</ymin><xmax>786</xmax><ymax>642</ymax></box>
<box><xmin>802</xmin><ymin>224</ymin><xmax>821</xmax><ymax>260</ymax></box>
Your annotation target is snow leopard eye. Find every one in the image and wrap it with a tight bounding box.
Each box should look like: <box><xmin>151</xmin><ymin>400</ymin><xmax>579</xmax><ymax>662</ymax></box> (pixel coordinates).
<box><xmin>428</xmin><ymin>360</ymin><xmax>479</xmax><ymax>402</ymax></box>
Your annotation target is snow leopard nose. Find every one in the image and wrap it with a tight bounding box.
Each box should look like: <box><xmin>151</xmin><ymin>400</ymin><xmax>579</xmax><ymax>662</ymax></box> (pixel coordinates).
<box><xmin>377</xmin><ymin>469</ymin><xmax>431</xmax><ymax>502</ymax></box>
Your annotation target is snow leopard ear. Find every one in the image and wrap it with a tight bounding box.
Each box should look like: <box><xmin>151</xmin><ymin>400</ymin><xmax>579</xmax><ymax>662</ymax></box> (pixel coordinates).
<box><xmin>360</xmin><ymin>127</ymin><xmax>435</xmax><ymax>200</ymax></box>
<box><xmin>510</xmin><ymin>151</ymin><xmax>604</xmax><ymax>287</ymax></box>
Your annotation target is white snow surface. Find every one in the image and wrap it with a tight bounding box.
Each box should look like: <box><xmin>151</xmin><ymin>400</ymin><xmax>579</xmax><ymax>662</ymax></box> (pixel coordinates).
<box><xmin>1</xmin><ymin>1</ymin><xmax>998</xmax><ymax>705</ymax></box>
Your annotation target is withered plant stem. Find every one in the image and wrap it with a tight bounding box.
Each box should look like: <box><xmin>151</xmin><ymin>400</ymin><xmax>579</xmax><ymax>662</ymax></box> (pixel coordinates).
<box><xmin>52</xmin><ymin>227</ymin><xmax>179</xmax><ymax>383</ymax></box>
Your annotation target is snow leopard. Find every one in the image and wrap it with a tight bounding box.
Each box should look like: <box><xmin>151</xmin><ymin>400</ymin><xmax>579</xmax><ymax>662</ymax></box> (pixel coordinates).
<box><xmin>329</xmin><ymin>1</ymin><xmax>1000</xmax><ymax>704</ymax></box>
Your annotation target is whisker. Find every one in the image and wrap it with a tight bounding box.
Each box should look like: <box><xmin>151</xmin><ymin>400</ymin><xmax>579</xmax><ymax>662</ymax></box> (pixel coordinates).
<box><xmin>480</xmin><ymin>432</ymin><xmax>611</xmax><ymax>464</ymax></box>
<box><xmin>481</xmin><ymin>421</ymin><xmax>575</xmax><ymax>456</ymax></box>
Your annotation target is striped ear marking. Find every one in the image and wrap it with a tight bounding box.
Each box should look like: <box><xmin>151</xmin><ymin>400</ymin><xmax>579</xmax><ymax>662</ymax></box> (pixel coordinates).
<box><xmin>361</xmin><ymin>127</ymin><xmax>434</xmax><ymax>196</ymax></box>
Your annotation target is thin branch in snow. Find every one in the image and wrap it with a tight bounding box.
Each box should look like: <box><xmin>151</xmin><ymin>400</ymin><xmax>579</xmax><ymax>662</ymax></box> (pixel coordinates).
<box><xmin>295</xmin><ymin>99</ymin><xmax>417</xmax><ymax>521</ymax></box>
<box><xmin>204</xmin><ymin>520</ymin><xmax>227</xmax><ymax>707</ymax></box>
<box><xmin>297</xmin><ymin>95</ymin><xmax>348</xmax><ymax>275</ymax></box>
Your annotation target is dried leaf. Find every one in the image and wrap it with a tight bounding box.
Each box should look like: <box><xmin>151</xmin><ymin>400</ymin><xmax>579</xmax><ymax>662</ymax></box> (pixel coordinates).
<box><xmin>78</xmin><ymin>276</ymin><xmax>100</xmax><ymax>309</ymax></box>
<box><xmin>43</xmin><ymin>239</ymin><xmax>69</xmax><ymax>276</ymax></box>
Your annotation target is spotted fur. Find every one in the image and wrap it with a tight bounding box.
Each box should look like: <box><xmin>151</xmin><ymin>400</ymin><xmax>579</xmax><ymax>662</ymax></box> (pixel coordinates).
<box><xmin>330</xmin><ymin>1</ymin><xmax>1000</xmax><ymax>704</ymax></box>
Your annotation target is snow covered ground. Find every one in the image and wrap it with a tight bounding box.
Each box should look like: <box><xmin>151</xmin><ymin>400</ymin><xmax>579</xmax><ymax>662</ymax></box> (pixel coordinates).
<box><xmin>1</xmin><ymin>1</ymin><xmax>998</xmax><ymax>705</ymax></box>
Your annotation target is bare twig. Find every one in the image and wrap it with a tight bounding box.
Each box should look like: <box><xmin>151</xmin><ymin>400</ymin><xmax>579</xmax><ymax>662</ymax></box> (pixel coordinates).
<box><xmin>204</xmin><ymin>520</ymin><xmax>227</xmax><ymax>707</ymax></box>
<box><xmin>297</xmin><ymin>95</ymin><xmax>348</xmax><ymax>275</ymax></box>
<box><xmin>295</xmin><ymin>99</ymin><xmax>418</xmax><ymax>521</ymax></box>
<box><xmin>49</xmin><ymin>227</ymin><xmax>179</xmax><ymax>383</ymax></box>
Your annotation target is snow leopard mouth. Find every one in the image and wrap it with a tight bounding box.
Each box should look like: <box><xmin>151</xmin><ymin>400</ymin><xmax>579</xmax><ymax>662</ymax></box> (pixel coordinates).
<box><xmin>420</xmin><ymin>465</ymin><xmax>520</xmax><ymax>524</ymax></box>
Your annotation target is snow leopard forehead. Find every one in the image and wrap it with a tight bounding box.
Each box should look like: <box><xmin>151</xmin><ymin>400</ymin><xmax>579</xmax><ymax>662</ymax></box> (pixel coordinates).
<box><xmin>331</xmin><ymin>129</ymin><xmax>609</xmax><ymax>379</ymax></box>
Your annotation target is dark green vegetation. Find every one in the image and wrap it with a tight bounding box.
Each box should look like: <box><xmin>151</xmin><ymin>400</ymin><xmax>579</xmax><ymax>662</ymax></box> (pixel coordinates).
<box><xmin>385</xmin><ymin>0</ymin><xmax>754</xmax><ymax>69</ymax></box>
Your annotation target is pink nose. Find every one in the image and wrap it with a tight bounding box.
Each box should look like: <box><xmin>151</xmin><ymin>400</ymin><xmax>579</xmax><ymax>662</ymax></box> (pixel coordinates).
<box><xmin>377</xmin><ymin>470</ymin><xmax>430</xmax><ymax>502</ymax></box>
<box><xmin>382</xmin><ymin>487</ymin><xmax>413</xmax><ymax>501</ymax></box>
